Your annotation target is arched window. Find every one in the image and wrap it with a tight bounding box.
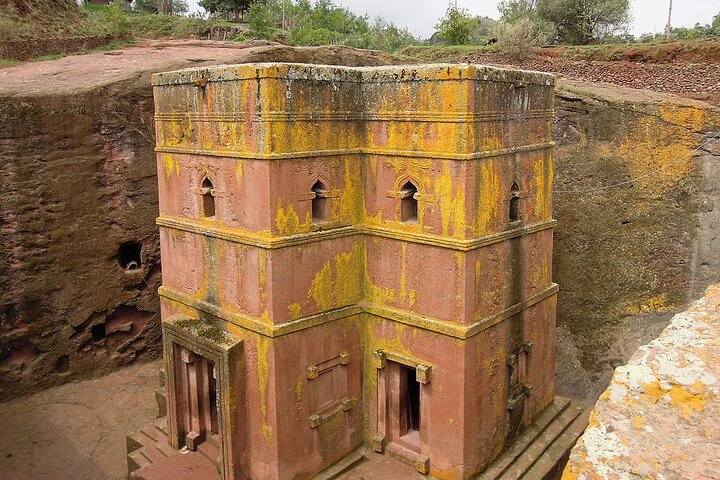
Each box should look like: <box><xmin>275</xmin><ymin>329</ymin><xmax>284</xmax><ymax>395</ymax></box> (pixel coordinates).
<box><xmin>399</xmin><ymin>181</ymin><xmax>419</xmax><ymax>224</ymax></box>
<box><xmin>509</xmin><ymin>182</ymin><xmax>521</xmax><ymax>222</ymax></box>
<box><xmin>311</xmin><ymin>180</ymin><xmax>329</xmax><ymax>223</ymax></box>
<box><xmin>201</xmin><ymin>177</ymin><xmax>216</xmax><ymax>218</ymax></box>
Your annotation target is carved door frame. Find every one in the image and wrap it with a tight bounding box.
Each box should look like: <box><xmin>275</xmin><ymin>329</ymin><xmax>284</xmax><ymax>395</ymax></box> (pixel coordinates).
<box><xmin>163</xmin><ymin>317</ymin><xmax>245</xmax><ymax>480</ymax></box>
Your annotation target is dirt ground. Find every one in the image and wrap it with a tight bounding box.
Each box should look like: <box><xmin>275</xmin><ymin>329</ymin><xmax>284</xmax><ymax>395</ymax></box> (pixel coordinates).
<box><xmin>0</xmin><ymin>40</ymin><xmax>400</xmax><ymax>97</ymax></box>
<box><xmin>0</xmin><ymin>359</ymin><xmax>161</xmax><ymax>480</ymax></box>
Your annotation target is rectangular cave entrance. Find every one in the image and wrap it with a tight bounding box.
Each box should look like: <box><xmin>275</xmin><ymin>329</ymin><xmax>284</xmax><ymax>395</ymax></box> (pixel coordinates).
<box><xmin>173</xmin><ymin>344</ymin><xmax>219</xmax><ymax>450</ymax></box>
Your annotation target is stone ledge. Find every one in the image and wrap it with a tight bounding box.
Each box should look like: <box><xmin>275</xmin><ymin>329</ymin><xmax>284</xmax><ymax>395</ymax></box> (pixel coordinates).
<box><xmin>563</xmin><ymin>283</ymin><xmax>720</xmax><ymax>479</ymax></box>
<box><xmin>151</xmin><ymin>63</ymin><xmax>555</xmax><ymax>87</ymax></box>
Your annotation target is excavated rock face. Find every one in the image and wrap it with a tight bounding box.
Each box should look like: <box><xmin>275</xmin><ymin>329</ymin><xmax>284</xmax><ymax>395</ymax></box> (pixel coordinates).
<box><xmin>0</xmin><ymin>83</ymin><xmax>162</xmax><ymax>399</ymax></box>
<box><xmin>0</xmin><ymin>43</ymin><xmax>403</xmax><ymax>400</ymax></box>
<box><xmin>552</xmin><ymin>80</ymin><xmax>720</xmax><ymax>400</ymax></box>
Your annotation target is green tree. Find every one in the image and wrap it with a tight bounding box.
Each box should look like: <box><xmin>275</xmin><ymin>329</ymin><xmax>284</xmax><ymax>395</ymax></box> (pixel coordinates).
<box><xmin>245</xmin><ymin>0</ymin><xmax>416</xmax><ymax>51</ymax></box>
<box><xmin>498</xmin><ymin>0</ymin><xmax>540</xmax><ymax>23</ymax></box>
<box><xmin>435</xmin><ymin>4</ymin><xmax>477</xmax><ymax>45</ymax></box>
<box><xmin>246</xmin><ymin>1</ymin><xmax>279</xmax><ymax>39</ymax></box>
<box><xmin>200</xmin><ymin>0</ymin><xmax>254</xmax><ymax>21</ymax></box>
<box><xmin>538</xmin><ymin>0</ymin><xmax>631</xmax><ymax>44</ymax></box>
<box><xmin>154</xmin><ymin>0</ymin><xmax>189</xmax><ymax>14</ymax></box>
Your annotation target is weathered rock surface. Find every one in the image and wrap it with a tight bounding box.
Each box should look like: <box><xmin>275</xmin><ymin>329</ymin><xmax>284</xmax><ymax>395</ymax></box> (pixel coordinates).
<box><xmin>552</xmin><ymin>80</ymin><xmax>720</xmax><ymax>401</ymax></box>
<box><xmin>563</xmin><ymin>283</ymin><xmax>720</xmax><ymax>479</ymax></box>
<box><xmin>0</xmin><ymin>41</ymin><xmax>402</xmax><ymax>400</ymax></box>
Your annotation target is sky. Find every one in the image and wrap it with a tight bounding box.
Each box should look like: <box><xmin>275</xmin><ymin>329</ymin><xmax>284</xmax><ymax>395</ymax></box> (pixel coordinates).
<box><xmin>187</xmin><ymin>0</ymin><xmax>719</xmax><ymax>40</ymax></box>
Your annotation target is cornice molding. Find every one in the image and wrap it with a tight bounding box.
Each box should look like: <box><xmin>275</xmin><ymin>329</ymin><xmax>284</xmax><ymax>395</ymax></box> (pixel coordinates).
<box><xmin>158</xmin><ymin>284</ymin><xmax>558</xmax><ymax>340</ymax></box>
<box><xmin>156</xmin><ymin>215</ymin><xmax>556</xmax><ymax>251</ymax></box>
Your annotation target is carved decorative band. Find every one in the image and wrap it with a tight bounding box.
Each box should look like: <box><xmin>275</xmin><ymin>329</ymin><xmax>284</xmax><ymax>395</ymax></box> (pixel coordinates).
<box><xmin>361</xmin><ymin>220</ymin><xmax>556</xmax><ymax>251</ymax></box>
<box><xmin>156</xmin><ymin>216</ymin><xmax>357</xmax><ymax>248</ymax></box>
<box><xmin>158</xmin><ymin>283</ymin><xmax>558</xmax><ymax>339</ymax></box>
<box><xmin>154</xmin><ymin>142</ymin><xmax>555</xmax><ymax>161</ymax></box>
<box><xmin>364</xmin><ymin>283</ymin><xmax>558</xmax><ymax>339</ymax></box>
<box><xmin>154</xmin><ymin>109</ymin><xmax>554</xmax><ymax>124</ymax></box>
<box><xmin>156</xmin><ymin>215</ymin><xmax>556</xmax><ymax>251</ymax></box>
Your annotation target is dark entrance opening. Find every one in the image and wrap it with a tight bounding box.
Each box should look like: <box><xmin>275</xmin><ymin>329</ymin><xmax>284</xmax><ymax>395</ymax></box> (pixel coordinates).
<box><xmin>91</xmin><ymin>322</ymin><xmax>106</xmax><ymax>341</ymax></box>
<box><xmin>400</xmin><ymin>364</ymin><xmax>420</xmax><ymax>439</ymax></box>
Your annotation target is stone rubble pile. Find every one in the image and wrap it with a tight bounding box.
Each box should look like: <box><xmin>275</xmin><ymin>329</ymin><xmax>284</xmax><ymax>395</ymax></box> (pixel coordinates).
<box><xmin>464</xmin><ymin>53</ymin><xmax>720</xmax><ymax>97</ymax></box>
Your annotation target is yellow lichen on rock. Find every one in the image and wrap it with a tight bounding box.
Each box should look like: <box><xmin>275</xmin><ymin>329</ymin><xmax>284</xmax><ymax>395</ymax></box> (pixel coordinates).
<box><xmin>564</xmin><ymin>283</ymin><xmax>720</xmax><ymax>478</ymax></box>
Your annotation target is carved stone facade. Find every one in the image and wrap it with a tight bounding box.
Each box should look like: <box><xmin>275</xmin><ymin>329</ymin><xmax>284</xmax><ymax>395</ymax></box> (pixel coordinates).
<box><xmin>143</xmin><ymin>63</ymin><xmax>557</xmax><ymax>480</ymax></box>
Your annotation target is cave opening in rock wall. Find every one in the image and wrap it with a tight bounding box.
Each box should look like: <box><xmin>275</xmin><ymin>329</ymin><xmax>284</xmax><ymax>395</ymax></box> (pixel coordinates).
<box><xmin>118</xmin><ymin>242</ymin><xmax>142</xmax><ymax>271</ymax></box>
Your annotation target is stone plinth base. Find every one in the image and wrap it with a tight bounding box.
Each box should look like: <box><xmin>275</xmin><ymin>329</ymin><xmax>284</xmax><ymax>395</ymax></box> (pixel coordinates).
<box><xmin>127</xmin><ymin>398</ymin><xmax>586</xmax><ymax>480</ymax></box>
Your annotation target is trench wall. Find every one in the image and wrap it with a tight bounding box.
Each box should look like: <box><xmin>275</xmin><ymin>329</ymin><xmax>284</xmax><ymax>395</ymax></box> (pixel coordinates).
<box><xmin>553</xmin><ymin>81</ymin><xmax>720</xmax><ymax>399</ymax></box>
<box><xmin>0</xmin><ymin>80</ymin><xmax>162</xmax><ymax>399</ymax></box>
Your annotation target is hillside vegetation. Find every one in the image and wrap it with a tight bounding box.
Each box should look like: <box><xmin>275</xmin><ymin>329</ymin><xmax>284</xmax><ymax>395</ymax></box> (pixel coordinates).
<box><xmin>402</xmin><ymin>38</ymin><xmax>720</xmax><ymax>65</ymax></box>
<box><xmin>0</xmin><ymin>0</ymin><xmax>114</xmax><ymax>41</ymax></box>
<box><xmin>243</xmin><ymin>0</ymin><xmax>417</xmax><ymax>52</ymax></box>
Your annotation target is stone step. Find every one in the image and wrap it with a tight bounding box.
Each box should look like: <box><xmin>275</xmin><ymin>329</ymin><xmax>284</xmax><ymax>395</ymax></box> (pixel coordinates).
<box><xmin>476</xmin><ymin>398</ymin><xmax>570</xmax><ymax>480</ymax></box>
<box><xmin>141</xmin><ymin>425</ymin><xmax>165</xmax><ymax>443</ymax></box>
<box><xmin>497</xmin><ymin>403</ymin><xmax>585</xmax><ymax>480</ymax></box>
<box><xmin>197</xmin><ymin>436</ymin><xmax>221</xmax><ymax>472</ymax></box>
<box><xmin>521</xmin><ymin>407</ymin><xmax>591</xmax><ymax>480</ymax></box>
<box><xmin>140</xmin><ymin>441</ymin><xmax>171</xmax><ymax>465</ymax></box>
<box><xmin>155</xmin><ymin>441</ymin><xmax>178</xmax><ymax>459</ymax></box>
<box><xmin>130</xmin><ymin>452</ymin><xmax>220</xmax><ymax>480</ymax></box>
<box><xmin>313</xmin><ymin>448</ymin><xmax>369</xmax><ymax>480</ymax></box>
<box><xmin>127</xmin><ymin>431</ymin><xmax>145</xmax><ymax>454</ymax></box>
<box><xmin>128</xmin><ymin>449</ymin><xmax>152</xmax><ymax>475</ymax></box>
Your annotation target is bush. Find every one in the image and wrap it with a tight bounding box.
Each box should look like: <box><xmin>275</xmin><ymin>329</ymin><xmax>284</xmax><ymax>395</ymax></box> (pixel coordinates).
<box><xmin>493</xmin><ymin>18</ymin><xmax>546</xmax><ymax>58</ymax></box>
<box><xmin>104</xmin><ymin>5</ymin><xmax>133</xmax><ymax>38</ymax></box>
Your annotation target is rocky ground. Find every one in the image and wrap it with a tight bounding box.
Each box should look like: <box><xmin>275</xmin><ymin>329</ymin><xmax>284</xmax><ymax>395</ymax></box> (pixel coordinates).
<box><xmin>0</xmin><ymin>39</ymin><xmax>401</xmax><ymax>96</ymax></box>
<box><xmin>463</xmin><ymin>52</ymin><xmax>720</xmax><ymax>105</ymax></box>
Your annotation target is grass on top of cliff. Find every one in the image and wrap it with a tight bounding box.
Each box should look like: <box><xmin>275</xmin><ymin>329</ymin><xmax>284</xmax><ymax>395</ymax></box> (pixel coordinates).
<box><xmin>0</xmin><ymin>0</ymin><xmax>243</xmax><ymax>43</ymax></box>
<box><xmin>86</xmin><ymin>7</ymin><xmax>244</xmax><ymax>40</ymax></box>
<box><xmin>398</xmin><ymin>45</ymin><xmax>497</xmax><ymax>63</ymax></box>
<box><xmin>541</xmin><ymin>38</ymin><xmax>720</xmax><ymax>64</ymax></box>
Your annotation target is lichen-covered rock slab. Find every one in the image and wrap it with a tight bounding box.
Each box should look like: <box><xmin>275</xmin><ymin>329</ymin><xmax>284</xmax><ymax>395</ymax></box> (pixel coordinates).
<box><xmin>563</xmin><ymin>283</ymin><xmax>720</xmax><ymax>479</ymax></box>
